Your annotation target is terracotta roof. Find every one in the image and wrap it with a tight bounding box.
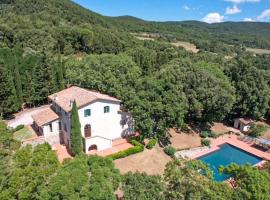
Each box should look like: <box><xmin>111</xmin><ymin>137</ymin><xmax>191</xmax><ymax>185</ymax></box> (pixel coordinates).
<box><xmin>48</xmin><ymin>86</ymin><xmax>121</xmax><ymax>112</ymax></box>
<box><xmin>238</xmin><ymin>118</ymin><xmax>252</xmax><ymax>125</ymax></box>
<box><xmin>32</xmin><ymin>107</ymin><xmax>59</xmax><ymax>126</ymax></box>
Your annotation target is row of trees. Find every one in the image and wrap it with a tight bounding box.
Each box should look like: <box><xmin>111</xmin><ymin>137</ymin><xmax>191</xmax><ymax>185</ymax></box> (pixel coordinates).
<box><xmin>0</xmin><ymin>48</ymin><xmax>65</xmax><ymax>117</ymax></box>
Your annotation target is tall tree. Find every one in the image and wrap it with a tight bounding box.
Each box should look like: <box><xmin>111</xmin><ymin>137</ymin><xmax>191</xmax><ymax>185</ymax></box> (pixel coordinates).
<box><xmin>70</xmin><ymin>101</ymin><xmax>83</xmax><ymax>156</ymax></box>
<box><xmin>12</xmin><ymin>49</ymin><xmax>23</xmax><ymax>106</ymax></box>
<box><xmin>0</xmin><ymin>60</ymin><xmax>19</xmax><ymax>117</ymax></box>
<box><xmin>55</xmin><ymin>54</ymin><xmax>65</xmax><ymax>90</ymax></box>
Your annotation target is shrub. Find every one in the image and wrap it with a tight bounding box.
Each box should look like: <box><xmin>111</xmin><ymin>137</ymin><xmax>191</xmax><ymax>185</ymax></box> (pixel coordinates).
<box><xmin>208</xmin><ymin>131</ymin><xmax>218</xmax><ymax>138</ymax></box>
<box><xmin>109</xmin><ymin>139</ymin><xmax>144</xmax><ymax>160</ymax></box>
<box><xmin>248</xmin><ymin>123</ymin><xmax>268</xmax><ymax>138</ymax></box>
<box><xmin>13</xmin><ymin>124</ymin><xmax>24</xmax><ymax>132</ymax></box>
<box><xmin>110</xmin><ymin>145</ymin><xmax>144</xmax><ymax>160</ymax></box>
<box><xmin>130</xmin><ymin>139</ymin><xmax>144</xmax><ymax>148</ymax></box>
<box><xmin>200</xmin><ymin>131</ymin><xmax>208</xmax><ymax>138</ymax></box>
<box><xmin>146</xmin><ymin>139</ymin><xmax>157</xmax><ymax>149</ymax></box>
<box><xmin>201</xmin><ymin>139</ymin><xmax>211</xmax><ymax>146</ymax></box>
<box><xmin>164</xmin><ymin>146</ymin><xmax>176</xmax><ymax>157</ymax></box>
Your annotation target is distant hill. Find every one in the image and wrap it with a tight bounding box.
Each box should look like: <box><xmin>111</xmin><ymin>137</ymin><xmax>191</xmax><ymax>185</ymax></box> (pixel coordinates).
<box><xmin>1</xmin><ymin>0</ymin><xmax>270</xmax><ymax>53</ymax></box>
<box><xmin>110</xmin><ymin>15</ymin><xmax>270</xmax><ymax>49</ymax></box>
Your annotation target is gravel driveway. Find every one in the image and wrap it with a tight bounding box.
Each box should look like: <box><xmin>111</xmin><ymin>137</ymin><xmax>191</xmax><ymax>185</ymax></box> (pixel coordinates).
<box><xmin>5</xmin><ymin>105</ymin><xmax>50</xmax><ymax>128</ymax></box>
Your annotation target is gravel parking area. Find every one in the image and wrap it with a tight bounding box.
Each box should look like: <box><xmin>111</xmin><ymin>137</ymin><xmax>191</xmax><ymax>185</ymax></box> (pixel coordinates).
<box><xmin>5</xmin><ymin>105</ymin><xmax>50</xmax><ymax>128</ymax></box>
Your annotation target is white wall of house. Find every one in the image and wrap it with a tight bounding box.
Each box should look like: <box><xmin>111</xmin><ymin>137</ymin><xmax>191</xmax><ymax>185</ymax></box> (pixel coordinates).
<box><xmin>84</xmin><ymin>136</ymin><xmax>112</xmax><ymax>152</ymax></box>
<box><xmin>53</xmin><ymin>102</ymin><xmax>71</xmax><ymax>147</ymax></box>
<box><xmin>42</xmin><ymin>120</ymin><xmax>61</xmax><ymax>146</ymax></box>
<box><xmin>78</xmin><ymin>100</ymin><xmax>133</xmax><ymax>140</ymax></box>
<box><xmin>50</xmin><ymin>99</ymin><xmax>134</xmax><ymax>152</ymax></box>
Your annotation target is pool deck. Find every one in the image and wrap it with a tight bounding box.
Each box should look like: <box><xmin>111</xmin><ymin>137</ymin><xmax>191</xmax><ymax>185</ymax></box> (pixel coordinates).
<box><xmin>191</xmin><ymin>134</ymin><xmax>270</xmax><ymax>161</ymax></box>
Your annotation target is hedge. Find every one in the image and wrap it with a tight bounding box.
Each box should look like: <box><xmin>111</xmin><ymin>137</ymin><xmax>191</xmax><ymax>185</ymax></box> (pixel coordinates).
<box><xmin>13</xmin><ymin>124</ymin><xmax>24</xmax><ymax>132</ymax></box>
<box><xmin>109</xmin><ymin>140</ymin><xmax>144</xmax><ymax>160</ymax></box>
<box><xmin>130</xmin><ymin>140</ymin><xmax>144</xmax><ymax>148</ymax></box>
<box><xmin>146</xmin><ymin>139</ymin><xmax>157</xmax><ymax>149</ymax></box>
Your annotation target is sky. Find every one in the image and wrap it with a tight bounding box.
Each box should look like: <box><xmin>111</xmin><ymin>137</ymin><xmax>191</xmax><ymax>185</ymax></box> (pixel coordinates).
<box><xmin>73</xmin><ymin>0</ymin><xmax>270</xmax><ymax>23</ymax></box>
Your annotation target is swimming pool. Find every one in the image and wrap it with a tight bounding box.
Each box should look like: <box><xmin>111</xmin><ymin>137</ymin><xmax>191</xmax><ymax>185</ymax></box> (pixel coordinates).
<box><xmin>198</xmin><ymin>143</ymin><xmax>262</xmax><ymax>181</ymax></box>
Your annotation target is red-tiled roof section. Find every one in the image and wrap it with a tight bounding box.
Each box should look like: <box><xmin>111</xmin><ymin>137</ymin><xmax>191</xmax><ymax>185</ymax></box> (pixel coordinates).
<box><xmin>32</xmin><ymin>107</ymin><xmax>59</xmax><ymax>126</ymax></box>
<box><xmin>238</xmin><ymin>118</ymin><xmax>252</xmax><ymax>125</ymax></box>
<box><xmin>48</xmin><ymin>86</ymin><xmax>121</xmax><ymax>112</ymax></box>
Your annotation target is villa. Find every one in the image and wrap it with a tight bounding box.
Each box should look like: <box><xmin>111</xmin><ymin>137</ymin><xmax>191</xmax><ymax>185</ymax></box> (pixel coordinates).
<box><xmin>32</xmin><ymin>86</ymin><xmax>134</xmax><ymax>153</ymax></box>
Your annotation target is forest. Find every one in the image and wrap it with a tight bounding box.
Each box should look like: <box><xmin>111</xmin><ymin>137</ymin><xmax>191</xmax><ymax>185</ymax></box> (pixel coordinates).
<box><xmin>1</xmin><ymin>0</ymin><xmax>270</xmax><ymax>198</ymax></box>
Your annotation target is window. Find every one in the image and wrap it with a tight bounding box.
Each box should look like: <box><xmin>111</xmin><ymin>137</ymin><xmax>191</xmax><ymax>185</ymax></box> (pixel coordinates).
<box><xmin>58</xmin><ymin>122</ymin><xmax>62</xmax><ymax>131</ymax></box>
<box><xmin>104</xmin><ymin>106</ymin><xmax>110</xmax><ymax>113</ymax></box>
<box><xmin>84</xmin><ymin>109</ymin><xmax>91</xmax><ymax>117</ymax></box>
<box><xmin>84</xmin><ymin>124</ymin><xmax>91</xmax><ymax>138</ymax></box>
<box><xmin>49</xmin><ymin>124</ymin><xmax>53</xmax><ymax>132</ymax></box>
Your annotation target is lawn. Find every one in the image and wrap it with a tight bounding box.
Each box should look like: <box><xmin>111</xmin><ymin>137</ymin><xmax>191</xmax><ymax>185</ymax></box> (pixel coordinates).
<box><xmin>169</xmin><ymin>129</ymin><xmax>201</xmax><ymax>150</ymax></box>
<box><xmin>114</xmin><ymin>129</ymin><xmax>203</xmax><ymax>175</ymax></box>
<box><xmin>114</xmin><ymin>146</ymin><xmax>171</xmax><ymax>175</ymax></box>
<box><xmin>13</xmin><ymin>127</ymin><xmax>33</xmax><ymax>141</ymax></box>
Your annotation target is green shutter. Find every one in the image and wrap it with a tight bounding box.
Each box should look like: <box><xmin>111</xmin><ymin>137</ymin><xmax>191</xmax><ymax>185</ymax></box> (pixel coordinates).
<box><xmin>104</xmin><ymin>106</ymin><xmax>110</xmax><ymax>113</ymax></box>
<box><xmin>84</xmin><ymin>109</ymin><xmax>91</xmax><ymax>117</ymax></box>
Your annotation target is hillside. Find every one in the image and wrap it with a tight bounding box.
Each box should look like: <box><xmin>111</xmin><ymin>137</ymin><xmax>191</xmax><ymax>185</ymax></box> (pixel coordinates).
<box><xmin>1</xmin><ymin>0</ymin><xmax>270</xmax><ymax>54</ymax></box>
<box><xmin>0</xmin><ymin>0</ymin><xmax>138</xmax><ymax>54</ymax></box>
<box><xmin>110</xmin><ymin>16</ymin><xmax>270</xmax><ymax>50</ymax></box>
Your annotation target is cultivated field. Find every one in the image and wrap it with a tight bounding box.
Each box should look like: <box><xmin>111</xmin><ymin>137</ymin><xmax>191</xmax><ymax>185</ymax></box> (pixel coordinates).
<box><xmin>170</xmin><ymin>41</ymin><xmax>199</xmax><ymax>53</ymax></box>
<box><xmin>246</xmin><ymin>48</ymin><xmax>270</xmax><ymax>55</ymax></box>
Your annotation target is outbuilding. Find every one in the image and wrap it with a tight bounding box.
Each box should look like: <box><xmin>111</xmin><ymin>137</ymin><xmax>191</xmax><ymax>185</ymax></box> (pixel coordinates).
<box><xmin>234</xmin><ymin>118</ymin><xmax>252</xmax><ymax>132</ymax></box>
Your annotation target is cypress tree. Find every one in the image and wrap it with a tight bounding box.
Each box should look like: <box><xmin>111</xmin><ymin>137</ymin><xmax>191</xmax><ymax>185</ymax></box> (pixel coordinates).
<box><xmin>32</xmin><ymin>52</ymin><xmax>52</xmax><ymax>104</ymax></box>
<box><xmin>55</xmin><ymin>54</ymin><xmax>65</xmax><ymax>90</ymax></box>
<box><xmin>12</xmin><ymin>52</ymin><xmax>23</xmax><ymax>106</ymax></box>
<box><xmin>0</xmin><ymin>60</ymin><xmax>18</xmax><ymax>117</ymax></box>
<box><xmin>70</xmin><ymin>101</ymin><xmax>83</xmax><ymax>156</ymax></box>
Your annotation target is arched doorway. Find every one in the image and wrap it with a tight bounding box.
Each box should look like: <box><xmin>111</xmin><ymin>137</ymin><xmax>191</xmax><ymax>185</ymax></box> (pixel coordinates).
<box><xmin>84</xmin><ymin>124</ymin><xmax>91</xmax><ymax>138</ymax></box>
<box><xmin>88</xmin><ymin>145</ymin><xmax>98</xmax><ymax>151</ymax></box>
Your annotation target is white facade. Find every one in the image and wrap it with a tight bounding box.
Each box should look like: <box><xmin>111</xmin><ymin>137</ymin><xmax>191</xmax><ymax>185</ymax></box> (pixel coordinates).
<box><xmin>52</xmin><ymin>99</ymin><xmax>134</xmax><ymax>152</ymax></box>
<box><xmin>42</xmin><ymin>119</ymin><xmax>61</xmax><ymax>146</ymax></box>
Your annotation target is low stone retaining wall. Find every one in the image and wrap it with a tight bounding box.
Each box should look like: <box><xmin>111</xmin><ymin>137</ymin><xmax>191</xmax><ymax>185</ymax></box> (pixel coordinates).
<box><xmin>21</xmin><ymin>136</ymin><xmax>46</xmax><ymax>147</ymax></box>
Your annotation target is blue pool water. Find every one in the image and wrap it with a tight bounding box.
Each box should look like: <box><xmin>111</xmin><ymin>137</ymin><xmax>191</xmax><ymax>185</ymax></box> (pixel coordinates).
<box><xmin>198</xmin><ymin>143</ymin><xmax>262</xmax><ymax>181</ymax></box>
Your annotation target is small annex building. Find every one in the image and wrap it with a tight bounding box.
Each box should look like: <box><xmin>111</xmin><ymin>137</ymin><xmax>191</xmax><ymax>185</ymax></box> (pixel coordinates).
<box><xmin>234</xmin><ymin>118</ymin><xmax>252</xmax><ymax>132</ymax></box>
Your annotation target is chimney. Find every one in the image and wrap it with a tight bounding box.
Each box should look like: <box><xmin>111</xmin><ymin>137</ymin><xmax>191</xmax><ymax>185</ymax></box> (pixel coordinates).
<box><xmin>69</xmin><ymin>99</ymin><xmax>74</xmax><ymax>107</ymax></box>
<box><xmin>66</xmin><ymin>84</ymin><xmax>73</xmax><ymax>88</ymax></box>
<box><xmin>53</xmin><ymin>94</ymin><xmax>58</xmax><ymax>101</ymax></box>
